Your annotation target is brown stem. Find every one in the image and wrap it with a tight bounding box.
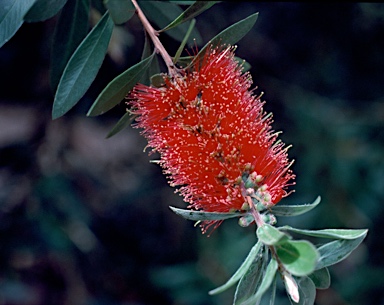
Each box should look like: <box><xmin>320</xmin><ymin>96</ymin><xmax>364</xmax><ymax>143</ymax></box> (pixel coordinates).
<box><xmin>131</xmin><ymin>0</ymin><xmax>179</xmax><ymax>78</ymax></box>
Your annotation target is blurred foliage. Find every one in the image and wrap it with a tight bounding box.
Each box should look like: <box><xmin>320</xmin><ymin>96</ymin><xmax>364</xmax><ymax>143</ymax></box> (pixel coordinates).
<box><xmin>0</xmin><ymin>2</ymin><xmax>383</xmax><ymax>305</ymax></box>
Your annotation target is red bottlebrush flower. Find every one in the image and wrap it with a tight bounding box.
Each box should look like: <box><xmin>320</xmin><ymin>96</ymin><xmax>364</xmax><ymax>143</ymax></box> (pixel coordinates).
<box><xmin>129</xmin><ymin>45</ymin><xmax>295</xmax><ymax>232</ymax></box>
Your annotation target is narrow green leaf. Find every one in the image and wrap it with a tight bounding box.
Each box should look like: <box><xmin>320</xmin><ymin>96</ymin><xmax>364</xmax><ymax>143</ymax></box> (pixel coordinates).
<box><xmin>139</xmin><ymin>1</ymin><xmax>202</xmax><ymax>44</ymax></box>
<box><xmin>209</xmin><ymin>241</ymin><xmax>262</xmax><ymax>295</ymax></box>
<box><xmin>0</xmin><ymin>0</ymin><xmax>36</xmax><ymax>48</ymax></box>
<box><xmin>52</xmin><ymin>11</ymin><xmax>114</xmax><ymax>119</ymax></box>
<box><xmin>290</xmin><ymin>277</ymin><xmax>316</xmax><ymax>305</ymax></box>
<box><xmin>161</xmin><ymin>1</ymin><xmax>216</xmax><ymax>32</ymax></box>
<box><xmin>87</xmin><ymin>55</ymin><xmax>154</xmax><ymax>116</ymax></box>
<box><xmin>192</xmin><ymin>12</ymin><xmax>258</xmax><ymax>66</ymax></box>
<box><xmin>241</xmin><ymin>258</ymin><xmax>278</xmax><ymax>305</ymax></box>
<box><xmin>24</xmin><ymin>0</ymin><xmax>68</xmax><ymax>22</ymax></box>
<box><xmin>315</xmin><ymin>233</ymin><xmax>367</xmax><ymax>270</ymax></box>
<box><xmin>271</xmin><ymin>196</ymin><xmax>321</xmax><ymax>217</ymax></box>
<box><xmin>170</xmin><ymin>206</ymin><xmax>242</xmax><ymax>222</ymax></box>
<box><xmin>257</xmin><ymin>224</ymin><xmax>288</xmax><ymax>246</ymax></box>
<box><xmin>175</xmin><ymin>55</ymin><xmax>193</xmax><ymax>67</ymax></box>
<box><xmin>234</xmin><ymin>245</ymin><xmax>267</xmax><ymax>304</ymax></box>
<box><xmin>308</xmin><ymin>267</ymin><xmax>330</xmax><ymax>289</ymax></box>
<box><xmin>279</xmin><ymin>226</ymin><xmax>368</xmax><ymax>240</ymax></box>
<box><xmin>105</xmin><ymin>0</ymin><xmax>135</xmax><ymax>25</ymax></box>
<box><xmin>269</xmin><ymin>275</ymin><xmax>277</xmax><ymax>305</ymax></box>
<box><xmin>276</xmin><ymin>240</ymin><xmax>319</xmax><ymax>276</ymax></box>
<box><xmin>173</xmin><ymin>18</ymin><xmax>196</xmax><ymax>64</ymax></box>
<box><xmin>106</xmin><ymin>112</ymin><xmax>132</xmax><ymax>138</ymax></box>
<box><xmin>140</xmin><ymin>33</ymin><xmax>160</xmax><ymax>86</ymax></box>
<box><xmin>50</xmin><ymin>0</ymin><xmax>90</xmax><ymax>90</ymax></box>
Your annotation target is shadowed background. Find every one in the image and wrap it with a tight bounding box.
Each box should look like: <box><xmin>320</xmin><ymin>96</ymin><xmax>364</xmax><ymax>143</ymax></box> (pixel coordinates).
<box><xmin>0</xmin><ymin>2</ymin><xmax>383</xmax><ymax>305</ymax></box>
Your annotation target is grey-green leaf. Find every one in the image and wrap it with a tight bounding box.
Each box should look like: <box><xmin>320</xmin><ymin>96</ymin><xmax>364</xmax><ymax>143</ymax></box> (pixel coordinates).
<box><xmin>52</xmin><ymin>11</ymin><xmax>114</xmax><ymax>119</ymax></box>
<box><xmin>308</xmin><ymin>267</ymin><xmax>330</xmax><ymax>289</ymax></box>
<box><xmin>291</xmin><ymin>277</ymin><xmax>316</xmax><ymax>305</ymax></box>
<box><xmin>50</xmin><ymin>0</ymin><xmax>90</xmax><ymax>90</ymax></box>
<box><xmin>315</xmin><ymin>232</ymin><xmax>367</xmax><ymax>270</ymax></box>
<box><xmin>161</xmin><ymin>1</ymin><xmax>216</xmax><ymax>32</ymax></box>
<box><xmin>24</xmin><ymin>0</ymin><xmax>68</xmax><ymax>22</ymax></box>
<box><xmin>209</xmin><ymin>241</ymin><xmax>262</xmax><ymax>295</ymax></box>
<box><xmin>106</xmin><ymin>112</ymin><xmax>132</xmax><ymax>138</ymax></box>
<box><xmin>279</xmin><ymin>226</ymin><xmax>368</xmax><ymax>240</ymax></box>
<box><xmin>270</xmin><ymin>196</ymin><xmax>321</xmax><ymax>217</ymax></box>
<box><xmin>0</xmin><ymin>0</ymin><xmax>36</xmax><ymax>48</ymax></box>
<box><xmin>257</xmin><ymin>224</ymin><xmax>288</xmax><ymax>246</ymax></box>
<box><xmin>105</xmin><ymin>0</ymin><xmax>135</xmax><ymax>25</ymax></box>
<box><xmin>241</xmin><ymin>258</ymin><xmax>278</xmax><ymax>305</ymax></box>
<box><xmin>234</xmin><ymin>245</ymin><xmax>267</xmax><ymax>304</ymax></box>
<box><xmin>170</xmin><ymin>206</ymin><xmax>243</xmax><ymax>222</ymax></box>
<box><xmin>87</xmin><ymin>54</ymin><xmax>154</xmax><ymax>116</ymax></box>
<box><xmin>276</xmin><ymin>240</ymin><xmax>319</xmax><ymax>277</ymax></box>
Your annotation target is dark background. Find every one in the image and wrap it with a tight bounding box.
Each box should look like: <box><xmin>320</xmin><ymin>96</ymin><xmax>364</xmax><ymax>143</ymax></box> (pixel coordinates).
<box><xmin>0</xmin><ymin>2</ymin><xmax>383</xmax><ymax>305</ymax></box>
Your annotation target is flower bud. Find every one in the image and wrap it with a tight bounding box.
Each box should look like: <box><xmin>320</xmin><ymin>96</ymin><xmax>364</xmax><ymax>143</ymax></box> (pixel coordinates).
<box><xmin>283</xmin><ymin>272</ymin><xmax>300</xmax><ymax>303</ymax></box>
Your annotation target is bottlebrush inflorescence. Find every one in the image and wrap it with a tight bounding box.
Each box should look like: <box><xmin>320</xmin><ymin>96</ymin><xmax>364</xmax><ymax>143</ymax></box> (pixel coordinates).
<box><xmin>129</xmin><ymin>45</ymin><xmax>295</xmax><ymax>232</ymax></box>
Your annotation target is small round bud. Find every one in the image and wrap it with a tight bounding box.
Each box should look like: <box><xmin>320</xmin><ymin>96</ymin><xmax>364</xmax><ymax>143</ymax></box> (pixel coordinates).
<box><xmin>238</xmin><ymin>214</ymin><xmax>254</xmax><ymax>227</ymax></box>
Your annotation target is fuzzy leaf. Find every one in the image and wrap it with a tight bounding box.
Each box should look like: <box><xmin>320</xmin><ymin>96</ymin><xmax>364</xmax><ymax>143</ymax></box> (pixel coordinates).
<box><xmin>87</xmin><ymin>54</ymin><xmax>154</xmax><ymax>116</ymax></box>
<box><xmin>105</xmin><ymin>0</ymin><xmax>135</xmax><ymax>25</ymax></box>
<box><xmin>270</xmin><ymin>196</ymin><xmax>321</xmax><ymax>217</ymax></box>
<box><xmin>257</xmin><ymin>224</ymin><xmax>288</xmax><ymax>246</ymax></box>
<box><xmin>209</xmin><ymin>241</ymin><xmax>262</xmax><ymax>295</ymax></box>
<box><xmin>106</xmin><ymin>112</ymin><xmax>132</xmax><ymax>138</ymax></box>
<box><xmin>0</xmin><ymin>0</ymin><xmax>36</xmax><ymax>48</ymax></box>
<box><xmin>276</xmin><ymin>240</ymin><xmax>319</xmax><ymax>277</ymax></box>
<box><xmin>315</xmin><ymin>232</ymin><xmax>367</xmax><ymax>270</ymax></box>
<box><xmin>279</xmin><ymin>226</ymin><xmax>367</xmax><ymax>240</ymax></box>
<box><xmin>161</xmin><ymin>1</ymin><xmax>216</xmax><ymax>31</ymax></box>
<box><xmin>234</xmin><ymin>245</ymin><xmax>267</xmax><ymax>304</ymax></box>
<box><xmin>308</xmin><ymin>267</ymin><xmax>330</xmax><ymax>289</ymax></box>
<box><xmin>289</xmin><ymin>277</ymin><xmax>316</xmax><ymax>305</ymax></box>
<box><xmin>50</xmin><ymin>0</ymin><xmax>90</xmax><ymax>90</ymax></box>
<box><xmin>24</xmin><ymin>0</ymin><xmax>68</xmax><ymax>22</ymax></box>
<box><xmin>241</xmin><ymin>258</ymin><xmax>278</xmax><ymax>305</ymax></box>
<box><xmin>53</xmin><ymin>11</ymin><xmax>114</xmax><ymax>119</ymax></box>
<box><xmin>170</xmin><ymin>206</ymin><xmax>243</xmax><ymax>222</ymax></box>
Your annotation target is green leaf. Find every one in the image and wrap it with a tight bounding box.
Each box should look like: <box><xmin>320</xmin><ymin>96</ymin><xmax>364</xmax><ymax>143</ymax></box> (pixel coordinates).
<box><xmin>308</xmin><ymin>267</ymin><xmax>330</xmax><ymax>289</ymax></box>
<box><xmin>270</xmin><ymin>196</ymin><xmax>321</xmax><ymax>217</ymax></box>
<box><xmin>52</xmin><ymin>11</ymin><xmax>114</xmax><ymax>119</ymax></box>
<box><xmin>234</xmin><ymin>245</ymin><xmax>267</xmax><ymax>304</ymax></box>
<box><xmin>140</xmin><ymin>33</ymin><xmax>161</xmax><ymax>86</ymax></box>
<box><xmin>87</xmin><ymin>54</ymin><xmax>154</xmax><ymax>116</ymax></box>
<box><xmin>257</xmin><ymin>224</ymin><xmax>288</xmax><ymax>246</ymax></box>
<box><xmin>50</xmin><ymin>0</ymin><xmax>90</xmax><ymax>90</ymax></box>
<box><xmin>24</xmin><ymin>0</ymin><xmax>68</xmax><ymax>22</ymax></box>
<box><xmin>276</xmin><ymin>240</ymin><xmax>319</xmax><ymax>276</ymax></box>
<box><xmin>0</xmin><ymin>0</ymin><xmax>36</xmax><ymax>48</ymax></box>
<box><xmin>106</xmin><ymin>112</ymin><xmax>132</xmax><ymax>138</ymax></box>
<box><xmin>269</xmin><ymin>275</ymin><xmax>277</xmax><ymax>305</ymax></box>
<box><xmin>315</xmin><ymin>232</ymin><xmax>367</xmax><ymax>270</ymax></box>
<box><xmin>192</xmin><ymin>12</ymin><xmax>258</xmax><ymax>66</ymax></box>
<box><xmin>290</xmin><ymin>277</ymin><xmax>316</xmax><ymax>305</ymax></box>
<box><xmin>279</xmin><ymin>226</ymin><xmax>368</xmax><ymax>240</ymax></box>
<box><xmin>161</xmin><ymin>1</ymin><xmax>216</xmax><ymax>32</ymax></box>
<box><xmin>139</xmin><ymin>1</ymin><xmax>202</xmax><ymax>44</ymax></box>
<box><xmin>209</xmin><ymin>241</ymin><xmax>262</xmax><ymax>295</ymax></box>
<box><xmin>173</xmin><ymin>18</ymin><xmax>196</xmax><ymax>64</ymax></box>
<box><xmin>105</xmin><ymin>0</ymin><xmax>135</xmax><ymax>25</ymax></box>
<box><xmin>170</xmin><ymin>206</ymin><xmax>243</xmax><ymax>222</ymax></box>
<box><xmin>241</xmin><ymin>258</ymin><xmax>278</xmax><ymax>305</ymax></box>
